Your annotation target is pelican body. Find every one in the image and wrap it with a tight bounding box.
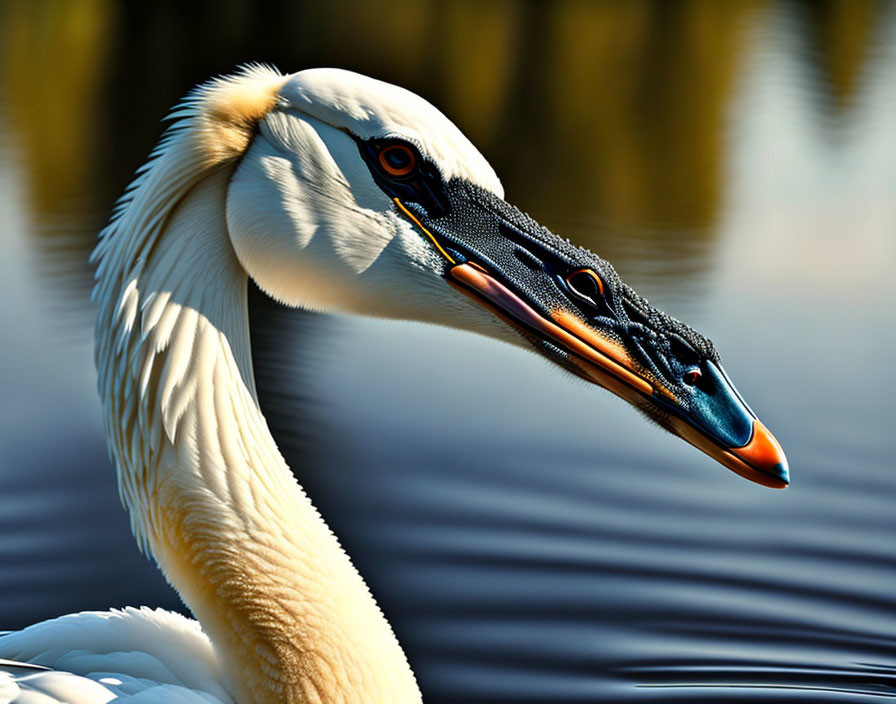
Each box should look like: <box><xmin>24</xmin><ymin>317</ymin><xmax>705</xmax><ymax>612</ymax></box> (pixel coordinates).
<box><xmin>0</xmin><ymin>66</ymin><xmax>787</xmax><ymax>703</ymax></box>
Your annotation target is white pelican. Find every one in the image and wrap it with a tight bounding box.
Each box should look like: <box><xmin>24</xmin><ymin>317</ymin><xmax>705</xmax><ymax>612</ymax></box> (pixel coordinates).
<box><xmin>0</xmin><ymin>65</ymin><xmax>787</xmax><ymax>703</ymax></box>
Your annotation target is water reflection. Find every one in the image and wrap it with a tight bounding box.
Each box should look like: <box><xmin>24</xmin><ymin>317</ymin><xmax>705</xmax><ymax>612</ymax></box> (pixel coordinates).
<box><xmin>1</xmin><ymin>1</ymin><xmax>895</xmax><ymax>702</ymax></box>
<box><xmin>0</xmin><ymin>2</ymin><xmax>855</xmax><ymax>277</ymax></box>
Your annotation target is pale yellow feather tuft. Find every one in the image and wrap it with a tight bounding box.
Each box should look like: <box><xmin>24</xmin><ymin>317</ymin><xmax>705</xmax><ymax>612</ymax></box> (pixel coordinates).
<box><xmin>194</xmin><ymin>66</ymin><xmax>288</xmax><ymax>166</ymax></box>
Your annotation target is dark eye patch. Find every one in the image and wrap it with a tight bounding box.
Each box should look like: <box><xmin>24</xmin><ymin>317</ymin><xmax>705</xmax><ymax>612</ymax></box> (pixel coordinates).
<box><xmin>356</xmin><ymin>137</ymin><xmax>450</xmax><ymax>216</ymax></box>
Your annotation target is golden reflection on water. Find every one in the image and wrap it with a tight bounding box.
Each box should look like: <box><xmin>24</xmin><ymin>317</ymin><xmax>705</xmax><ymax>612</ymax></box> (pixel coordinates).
<box><xmin>0</xmin><ymin>0</ymin><xmax>114</xmax><ymax>216</ymax></box>
<box><xmin>0</xmin><ymin>0</ymin><xmax>886</xmax><ymax>286</ymax></box>
<box><xmin>800</xmin><ymin>0</ymin><xmax>885</xmax><ymax>110</ymax></box>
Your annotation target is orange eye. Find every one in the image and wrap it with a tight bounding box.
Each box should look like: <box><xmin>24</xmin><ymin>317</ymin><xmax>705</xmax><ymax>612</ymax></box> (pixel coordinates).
<box><xmin>378</xmin><ymin>144</ymin><xmax>416</xmax><ymax>177</ymax></box>
<box><xmin>565</xmin><ymin>269</ymin><xmax>604</xmax><ymax>303</ymax></box>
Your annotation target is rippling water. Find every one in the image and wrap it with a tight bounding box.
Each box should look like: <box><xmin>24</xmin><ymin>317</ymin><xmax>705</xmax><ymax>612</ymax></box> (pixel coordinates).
<box><xmin>1</xmin><ymin>2</ymin><xmax>895</xmax><ymax>702</ymax></box>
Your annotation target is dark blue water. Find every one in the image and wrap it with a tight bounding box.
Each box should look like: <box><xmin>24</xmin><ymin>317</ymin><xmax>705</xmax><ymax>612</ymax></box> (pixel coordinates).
<box><xmin>1</xmin><ymin>3</ymin><xmax>895</xmax><ymax>701</ymax></box>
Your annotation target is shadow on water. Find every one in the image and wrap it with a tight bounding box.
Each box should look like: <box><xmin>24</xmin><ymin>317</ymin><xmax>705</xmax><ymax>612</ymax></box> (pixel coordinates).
<box><xmin>1</xmin><ymin>1</ymin><xmax>895</xmax><ymax>701</ymax></box>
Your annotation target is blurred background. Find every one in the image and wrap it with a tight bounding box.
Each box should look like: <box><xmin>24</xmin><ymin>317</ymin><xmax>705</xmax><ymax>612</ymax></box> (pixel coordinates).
<box><xmin>1</xmin><ymin>1</ymin><xmax>895</xmax><ymax>701</ymax></box>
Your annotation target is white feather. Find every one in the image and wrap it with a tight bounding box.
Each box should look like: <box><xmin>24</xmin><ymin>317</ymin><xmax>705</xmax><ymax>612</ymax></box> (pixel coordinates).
<box><xmin>0</xmin><ymin>608</ymin><xmax>231</xmax><ymax>703</ymax></box>
<box><xmin>280</xmin><ymin>68</ymin><xmax>503</xmax><ymax>195</ymax></box>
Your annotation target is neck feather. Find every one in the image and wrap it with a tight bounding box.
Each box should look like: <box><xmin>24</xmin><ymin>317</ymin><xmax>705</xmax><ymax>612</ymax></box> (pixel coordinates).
<box><xmin>92</xmin><ymin>67</ymin><xmax>421</xmax><ymax>704</ymax></box>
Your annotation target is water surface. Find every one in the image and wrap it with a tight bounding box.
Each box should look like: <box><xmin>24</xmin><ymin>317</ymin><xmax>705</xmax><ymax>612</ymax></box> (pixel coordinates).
<box><xmin>1</xmin><ymin>2</ymin><xmax>895</xmax><ymax>702</ymax></box>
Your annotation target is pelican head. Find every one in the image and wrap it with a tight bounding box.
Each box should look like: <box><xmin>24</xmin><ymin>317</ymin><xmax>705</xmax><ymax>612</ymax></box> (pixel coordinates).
<box><xmin>227</xmin><ymin>68</ymin><xmax>788</xmax><ymax>488</ymax></box>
